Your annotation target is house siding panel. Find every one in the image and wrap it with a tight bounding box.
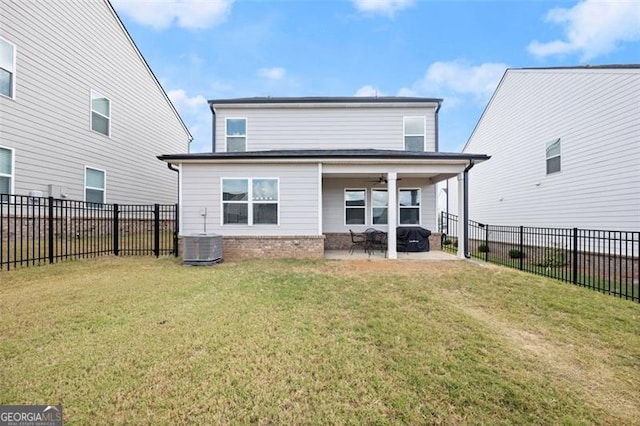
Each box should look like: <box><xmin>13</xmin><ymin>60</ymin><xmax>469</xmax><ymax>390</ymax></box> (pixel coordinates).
<box><xmin>181</xmin><ymin>163</ymin><xmax>319</xmax><ymax>236</ymax></box>
<box><xmin>455</xmin><ymin>68</ymin><xmax>640</xmax><ymax>231</ymax></box>
<box><xmin>213</xmin><ymin>106</ymin><xmax>437</xmax><ymax>152</ymax></box>
<box><xmin>0</xmin><ymin>1</ymin><xmax>190</xmax><ymax>204</ymax></box>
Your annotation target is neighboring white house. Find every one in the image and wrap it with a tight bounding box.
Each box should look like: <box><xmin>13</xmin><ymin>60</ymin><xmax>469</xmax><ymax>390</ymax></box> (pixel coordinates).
<box><xmin>441</xmin><ymin>65</ymin><xmax>640</xmax><ymax>232</ymax></box>
<box><xmin>159</xmin><ymin>97</ymin><xmax>489</xmax><ymax>259</ymax></box>
<box><xmin>0</xmin><ymin>0</ymin><xmax>192</xmax><ymax>205</ymax></box>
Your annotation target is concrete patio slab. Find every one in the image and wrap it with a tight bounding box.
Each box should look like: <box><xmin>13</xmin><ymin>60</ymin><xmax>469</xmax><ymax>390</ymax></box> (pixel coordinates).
<box><xmin>324</xmin><ymin>250</ymin><xmax>459</xmax><ymax>261</ymax></box>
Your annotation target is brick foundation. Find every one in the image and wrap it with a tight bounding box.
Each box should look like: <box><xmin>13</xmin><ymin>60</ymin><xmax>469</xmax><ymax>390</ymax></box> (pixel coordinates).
<box><xmin>183</xmin><ymin>235</ymin><xmax>326</xmax><ymax>261</ymax></box>
<box><xmin>325</xmin><ymin>232</ymin><xmax>443</xmax><ymax>251</ymax></box>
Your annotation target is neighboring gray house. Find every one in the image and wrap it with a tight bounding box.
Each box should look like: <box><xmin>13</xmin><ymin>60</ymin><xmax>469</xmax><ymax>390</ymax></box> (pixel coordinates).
<box><xmin>159</xmin><ymin>97</ymin><xmax>489</xmax><ymax>259</ymax></box>
<box><xmin>0</xmin><ymin>0</ymin><xmax>191</xmax><ymax>205</ymax></box>
<box><xmin>442</xmin><ymin>66</ymin><xmax>640</xmax><ymax>232</ymax></box>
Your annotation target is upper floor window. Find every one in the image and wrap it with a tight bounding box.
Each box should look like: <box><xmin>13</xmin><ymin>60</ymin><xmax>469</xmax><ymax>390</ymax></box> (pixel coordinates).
<box><xmin>91</xmin><ymin>90</ymin><xmax>111</xmax><ymax>136</ymax></box>
<box><xmin>345</xmin><ymin>189</ymin><xmax>366</xmax><ymax>225</ymax></box>
<box><xmin>0</xmin><ymin>146</ymin><xmax>14</xmax><ymax>201</ymax></box>
<box><xmin>399</xmin><ymin>188</ymin><xmax>420</xmax><ymax>225</ymax></box>
<box><xmin>85</xmin><ymin>167</ymin><xmax>106</xmax><ymax>204</ymax></box>
<box><xmin>226</xmin><ymin>118</ymin><xmax>246</xmax><ymax>152</ymax></box>
<box><xmin>371</xmin><ymin>189</ymin><xmax>388</xmax><ymax>225</ymax></box>
<box><xmin>404</xmin><ymin>116</ymin><xmax>425</xmax><ymax>151</ymax></box>
<box><xmin>222</xmin><ymin>178</ymin><xmax>278</xmax><ymax>225</ymax></box>
<box><xmin>546</xmin><ymin>138</ymin><xmax>561</xmax><ymax>174</ymax></box>
<box><xmin>0</xmin><ymin>37</ymin><xmax>16</xmax><ymax>99</ymax></box>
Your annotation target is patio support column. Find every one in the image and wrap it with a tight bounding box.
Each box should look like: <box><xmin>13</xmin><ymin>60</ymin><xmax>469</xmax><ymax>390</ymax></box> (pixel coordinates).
<box><xmin>457</xmin><ymin>173</ymin><xmax>465</xmax><ymax>259</ymax></box>
<box><xmin>387</xmin><ymin>172</ymin><xmax>398</xmax><ymax>259</ymax></box>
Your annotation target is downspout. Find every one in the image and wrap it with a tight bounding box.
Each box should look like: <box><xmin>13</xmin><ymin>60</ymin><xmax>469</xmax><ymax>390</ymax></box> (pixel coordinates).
<box><xmin>210</xmin><ymin>102</ymin><xmax>216</xmax><ymax>152</ymax></box>
<box><xmin>434</xmin><ymin>101</ymin><xmax>441</xmax><ymax>152</ymax></box>
<box><xmin>167</xmin><ymin>163</ymin><xmax>179</xmax><ymax>199</ymax></box>
<box><xmin>463</xmin><ymin>160</ymin><xmax>475</xmax><ymax>258</ymax></box>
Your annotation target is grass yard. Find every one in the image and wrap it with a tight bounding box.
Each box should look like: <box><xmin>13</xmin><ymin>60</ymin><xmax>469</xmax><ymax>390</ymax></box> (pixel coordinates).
<box><xmin>1</xmin><ymin>257</ymin><xmax>638</xmax><ymax>424</ymax></box>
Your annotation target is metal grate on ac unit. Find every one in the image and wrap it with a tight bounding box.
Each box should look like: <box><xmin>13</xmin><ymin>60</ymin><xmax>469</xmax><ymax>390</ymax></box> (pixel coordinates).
<box><xmin>182</xmin><ymin>234</ymin><xmax>223</xmax><ymax>266</ymax></box>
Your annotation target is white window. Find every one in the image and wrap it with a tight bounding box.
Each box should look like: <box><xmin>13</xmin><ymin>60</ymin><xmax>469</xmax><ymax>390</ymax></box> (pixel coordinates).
<box><xmin>85</xmin><ymin>167</ymin><xmax>106</xmax><ymax>204</ymax></box>
<box><xmin>404</xmin><ymin>116</ymin><xmax>425</xmax><ymax>151</ymax></box>
<box><xmin>226</xmin><ymin>118</ymin><xmax>246</xmax><ymax>152</ymax></box>
<box><xmin>399</xmin><ymin>188</ymin><xmax>420</xmax><ymax>225</ymax></box>
<box><xmin>371</xmin><ymin>189</ymin><xmax>388</xmax><ymax>225</ymax></box>
<box><xmin>0</xmin><ymin>146</ymin><xmax>14</xmax><ymax>201</ymax></box>
<box><xmin>546</xmin><ymin>138</ymin><xmax>561</xmax><ymax>174</ymax></box>
<box><xmin>0</xmin><ymin>37</ymin><xmax>16</xmax><ymax>99</ymax></box>
<box><xmin>91</xmin><ymin>90</ymin><xmax>111</xmax><ymax>136</ymax></box>
<box><xmin>345</xmin><ymin>189</ymin><xmax>366</xmax><ymax>225</ymax></box>
<box><xmin>222</xmin><ymin>178</ymin><xmax>278</xmax><ymax>225</ymax></box>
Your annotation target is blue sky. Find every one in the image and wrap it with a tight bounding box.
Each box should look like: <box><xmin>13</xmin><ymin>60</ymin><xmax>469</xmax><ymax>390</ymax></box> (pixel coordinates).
<box><xmin>111</xmin><ymin>0</ymin><xmax>640</xmax><ymax>153</ymax></box>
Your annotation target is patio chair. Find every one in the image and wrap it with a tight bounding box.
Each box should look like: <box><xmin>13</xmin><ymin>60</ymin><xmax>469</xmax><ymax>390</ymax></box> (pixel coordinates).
<box><xmin>349</xmin><ymin>229</ymin><xmax>368</xmax><ymax>254</ymax></box>
<box><xmin>365</xmin><ymin>228</ymin><xmax>387</xmax><ymax>255</ymax></box>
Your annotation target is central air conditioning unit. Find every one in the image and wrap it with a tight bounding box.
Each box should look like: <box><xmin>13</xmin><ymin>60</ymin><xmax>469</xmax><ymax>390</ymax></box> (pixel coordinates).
<box><xmin>182</xmin><ymin>233</ymin><xmax>223</xmax><ymax>266</ymax></box>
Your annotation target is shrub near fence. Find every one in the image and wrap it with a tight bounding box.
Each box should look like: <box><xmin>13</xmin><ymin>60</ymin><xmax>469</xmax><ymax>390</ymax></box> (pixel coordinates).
<box><xmin>440</xmin><ymin>212</ymin><xmax>639</xmax><ymax>303</ymax></box>
<box><xmin>1</xmin><ymin>194</ymin><xmax>178</xmax><ymax>270</ymax></box>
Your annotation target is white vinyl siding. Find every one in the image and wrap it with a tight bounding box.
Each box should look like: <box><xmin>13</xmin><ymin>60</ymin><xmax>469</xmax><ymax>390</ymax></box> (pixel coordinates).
<box><xmin>225</xmin><ymin>118</ymin><xmax>246</xmax><ymax>152</ymax></box>
<box><xmin>345</xmin><ymin>188</ymin><xmax>366</xmax><ymax>225</ymax></box>
<box><xmin>0</xmin><ymin>1</ymin><xmax>190</xmax><ymax>203</ymax></box>
<box><xmin>0</xmin><ymin>37</ymin><xmax>16</xmax><ymax>99</ymax></box>
<box><xmin>91</xmin><ymin>89</ymin><xmax>111</xmax><ymax>136</ymax></box>
<box><xmin>0</xmin><ymin>146</ymin><xmax>14</xmax><ymax>200</ymax></box>
<box><xmin>85</xmin><ymin>166</ymin><xmax>105</xmax><ymax>204</ymax></box>
<box><xmin>462</xmin><ymin>68</ymin><xmax>640</xmax><ymax>231</ymax></box>
<box><xmin>222</xmin><ymin>177</ymin><xmax>279</xmax><ymax>225</ymax></box>
<box><xmin>404</xmin><ymin>116</ymin><xmax>425</xmax><ymax>151</ymax></box>
<box><xmin>214</xmin><ymin>105</ymin><xmax>438</xmax><ymax>152</ymax></box>
<box><xmin>181</xmin><ymin>163</ymin><xmax>318</xmax><ymax>236</ymax></box>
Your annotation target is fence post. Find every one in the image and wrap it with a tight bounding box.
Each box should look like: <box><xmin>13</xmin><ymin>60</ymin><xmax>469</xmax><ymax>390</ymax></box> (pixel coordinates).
<box><xmin>47</xmin><ymin>197</ymin><xmax>54</xmax><ymax>264</ymax></box>
<box><xmin>484</xmin><ymin>224</ymin><xmax>489</xmax><ymax>262</ymax></box>
<box><xmin>519</xmin><ymin>226</ymin><xmax>524</xmax><ymax>271</ymax></box>
<box><xmin>113</xmin><ymin>204</ymin><xmax>119</xmax><ymax>256</ymax></box>
<box><xmin>573</xmin><ymin>227</ymin><xmax>578</xmax><ymax>284</ymax></box>
<box><xmin>153</xmin><ymin>204</ymin><xmax>160</xmax><ymax>258</ymax></box>
<box><xmin>173</xmin><ymin>203</ymin><xmax>179</xmax><ymax>257</ymax></box>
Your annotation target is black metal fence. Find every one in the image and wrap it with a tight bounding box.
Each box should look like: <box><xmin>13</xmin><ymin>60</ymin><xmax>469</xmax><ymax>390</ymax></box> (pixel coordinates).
<box><xmin>1</xmin><ymin>194</ymin><xmax>178</xmax><ymax>270</ymax></box>
<box><xmin>440</xmin><ymin>212</ymin><xmax>639</xmax><ymax>303</ymax></box>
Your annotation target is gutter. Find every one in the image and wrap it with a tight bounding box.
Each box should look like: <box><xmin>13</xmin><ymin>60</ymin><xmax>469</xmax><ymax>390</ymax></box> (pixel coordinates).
<box><xmin>463</xmin><ymin>160</ymin><xmax>475</xmax><ymax>258</ymax></box>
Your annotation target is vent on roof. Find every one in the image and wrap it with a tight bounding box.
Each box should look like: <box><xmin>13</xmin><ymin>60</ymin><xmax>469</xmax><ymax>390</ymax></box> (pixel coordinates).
<box><xmin>182</xmin><ymin>234</ymin><xmax>222</xmax><ymax>266</ymax></box>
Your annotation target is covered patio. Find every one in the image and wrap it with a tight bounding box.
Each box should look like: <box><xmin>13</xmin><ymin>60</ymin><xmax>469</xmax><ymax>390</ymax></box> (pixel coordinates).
<box><xmin>319</xmin><ymin>151</ymin><xmax>490</xmax><ymax>259</ymax></box>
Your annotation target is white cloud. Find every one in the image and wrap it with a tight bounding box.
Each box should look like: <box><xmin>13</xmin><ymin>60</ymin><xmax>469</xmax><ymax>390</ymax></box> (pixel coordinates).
<box><xmin>354</xmin><ymin>85</ymin><xmax>384</xmax><ymax>96</ymax></box>
<box><xmin>166</xmin><ymin>89</ymin><xmax>211</xmax><ymax>152</ymax></box>
<box><xmin>400</xmin><ymin>61</ymin><xmax>507</xmax><ymax>104</ymax></box>
<box><xmin>258</xmin><ymin>67</ymin><xmax>286</xmax><ymax>80</ymax></box>
<box><xmin>112</xmin><ymin>0</ymin><xmax>234</xmax><ymax>30</ymax></box>
<box><xmin>352</xmin><ymin>0</ymin><xmax>415</xmax><ymax>17</ymax></box>
<box><xmin>527</xmin><ymin>0</ymin><xmax>640</xmax><ymax>61</ymax></box>
<box><xmin>167</xmin><ymin>89</ymin><xmax>207</xmax><ymax>111</ymax></box>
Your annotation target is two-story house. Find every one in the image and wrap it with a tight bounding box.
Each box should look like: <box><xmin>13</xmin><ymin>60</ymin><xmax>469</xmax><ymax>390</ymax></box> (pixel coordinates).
<box><xmin>0</xmin><ymin>0</ymin><xmax>191</xmax><ymax>205</ymax></box>
<box><xmin>442</xmin><ymin>65</ymin><xmax>640</xmax><ymax>232</ymax></box>
<box><xmin>158</xmin><ymin>97</ymin><xmax>489</xmax><ymax>259</ymax></box>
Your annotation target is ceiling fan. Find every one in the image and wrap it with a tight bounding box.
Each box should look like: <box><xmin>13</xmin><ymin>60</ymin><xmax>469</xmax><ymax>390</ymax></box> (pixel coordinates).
<box><xmin>366</xmin><ymin>174</ymin><xmax>402</xmax><ymax>185</ymax></box>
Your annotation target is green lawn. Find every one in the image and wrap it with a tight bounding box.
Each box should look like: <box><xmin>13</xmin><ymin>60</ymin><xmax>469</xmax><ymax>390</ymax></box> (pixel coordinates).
<box><xmin>1</xmin><ymin>257</ymin><xmax>638</xmax><ymax>424</ymax></box>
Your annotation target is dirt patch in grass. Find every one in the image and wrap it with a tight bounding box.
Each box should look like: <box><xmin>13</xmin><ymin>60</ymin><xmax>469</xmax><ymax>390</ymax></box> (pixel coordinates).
<box><xmin>452</xmin><ymin>302</ymin><xmax>638</xmax><ymax>423</ymax></box>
